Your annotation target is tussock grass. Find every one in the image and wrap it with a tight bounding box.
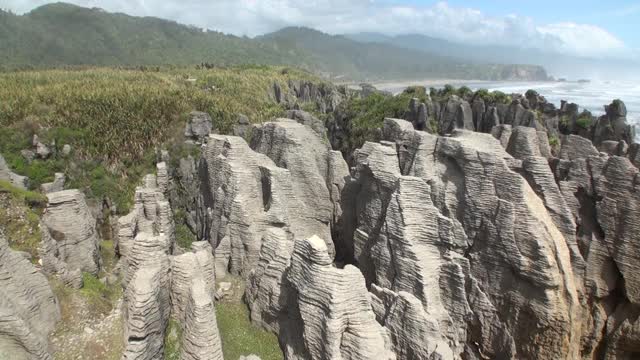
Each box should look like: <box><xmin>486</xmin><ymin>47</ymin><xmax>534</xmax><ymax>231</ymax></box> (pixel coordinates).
<box><xmin>0</xmin><ymin>66</ymin><xmax>322</xmax><ymax>213</ymax></box>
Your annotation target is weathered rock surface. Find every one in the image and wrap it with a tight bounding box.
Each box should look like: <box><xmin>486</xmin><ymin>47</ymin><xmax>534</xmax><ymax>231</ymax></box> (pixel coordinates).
<box><xmin>0</xmin><ymin>154</ymin><xmax>28</xmax><ymax>189</ymax></box>
<box><xmin>0</xmin><ymin>233</ymin><xmax>59</xmax><ymax>360</ymax></box>
<box><xmin>32</xmin><ymin>135</ymin><xmax>52</xmax><ymax>159</ymax></box>
<box><xmin>119</xmin><ymin>165</ymin><xmax>225</xmax><ymax>360</ymax></box>
<box><xmin>247</xmin><ymin>233</ymin><xmax>394</xmax><ymax>360</ymax></box>
<box><xmin>284</xmin><ymin>110</ymin><xmax>326</xmax><ymax>138</ymax></box>
<box><xmin>287</xmin><ymin>235</ymin><xmax>394</xmax><ymax>360</ymax></box>
<box><xmin>337</xmin><ymin>118</ymin><xmax>582</xmax><ymax>359</ymax></box>
<box><xmin>43</xmin><ymin>189</ymin><xmax>101</xmax><ymax>275</ymax></box>
<box><xmin>119</xmin><ymin>168</ymin><xmax>175</xmax><ymax>359</ymax></box>
<box><xmin>199</xmin><ymin>119</ymin><xmax>347</xmax><ymax>276</ymax></box>
<box><xmin>122</xmin><ymin>263</ymin><xmax>170</xmax><ymax>360</ymax></box>
<box><xmin>179</xmin><ymin>277</ymin><xmax>223</xmax><ymax>360</ymax></box>
<box><xmin>40</xmin><ymin>226</ymin><xmax>83</xmax><ymax>289</ymax></box>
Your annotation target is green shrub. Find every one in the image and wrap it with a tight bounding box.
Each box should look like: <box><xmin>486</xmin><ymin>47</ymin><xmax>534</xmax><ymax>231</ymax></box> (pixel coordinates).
<box><xmin>576</xmin><ymin>111</ymin><xmax>593</xmax><ymax>129</ymax></box>
<box><xmin>525</xmin><ymin>89</ymin><xmax>539</xmax><ymax>98</ymax></box>
<box><xmin>457</xmin><ymin>86</ymin><xmax>472</xmax><ymax>99</ymax></box>
<box><xmin>80</xmin><ymin>272</ymin><xmax>122</xmax><ymax>316</ymax></box>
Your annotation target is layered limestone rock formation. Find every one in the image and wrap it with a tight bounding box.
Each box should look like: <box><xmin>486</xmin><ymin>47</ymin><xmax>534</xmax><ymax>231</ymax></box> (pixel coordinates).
<box><xmin>400</xmin><ymin>92</ymin><xmax>635</xmax><ymax>155</ymax></box>
<box><xmin>0</xmin><ymin>234</ymin><xmax>59</xmax><ymax>360</ymax></box>
<box><xmin>199</xmin><ymin>119</ymin><xmax>348</xmax><ymax>276</ymax></box>
<box><xmin>274</xmin><ymin>80</ymin><xmax>345</xmax><ymax>114</ymax></box>
<box><xmin>119</xmin><ymin>165</ymin><xmax>175</xmax><ymax>359</ymax></box>
<box><xmin>119</xmin><ymin>164</ymin><xmax>223</xmax><ymax>360</ymax></box>
<box><xmin>247</xmin><ymin>234</ymin><xmax>395</xmax><ymax>360</ymax></box>
<box><xmin>42</xmin><ymin>189</ymin><xmax>101</xmax><ymax>275</ymax></box>
<box><xmin>339</xmin><ymin>118</ymin><xmax>581</xmax><ymax>359</ymax></box>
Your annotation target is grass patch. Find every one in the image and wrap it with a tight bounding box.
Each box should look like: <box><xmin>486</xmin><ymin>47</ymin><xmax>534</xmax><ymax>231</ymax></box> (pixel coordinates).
<box><xmin>176</xmin><ymin>223</ymin><xmax>196</xmax><ymax>250</ymax></box>
<box><xmin>0</xmin><ymin>179</ymin><xmax>48</xmax><ymax>207</ymax></box>
<box><xmin>0</xmin><ymin>187</ymin><xmax>44</xmax><ymax>259</ymax></box>
<box><xmin>164</xmin><ymin>319</ymin><xmax>184</xmax><ymax>360</ymax></box>
<box><xmin>100</xmin><ymin>240</ymin><xmax>117</xmax><ymax>272</ymax></box>
<box><xmin>216</xmin><ymin>302</ymin><xmax>282</xmax><ymax>360</ymax></box>
<box><xmin>80</xmin><ymin>272</ymin><xmax>122</xmax><ymax>317</ymax></box>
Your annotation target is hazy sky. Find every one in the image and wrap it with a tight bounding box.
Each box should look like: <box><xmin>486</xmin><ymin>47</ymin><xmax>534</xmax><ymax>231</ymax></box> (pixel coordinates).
<box><xmin>2</xmin><ymin>0</ymin><xmax>638</xmax><ymax>59</ymax></box>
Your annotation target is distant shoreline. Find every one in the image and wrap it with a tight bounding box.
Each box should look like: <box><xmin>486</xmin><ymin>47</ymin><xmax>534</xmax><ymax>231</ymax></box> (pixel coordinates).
<box><xmin>369</xmin><ymin>79</ymin><xmax>556</xmax><ymax>93</ymax></box>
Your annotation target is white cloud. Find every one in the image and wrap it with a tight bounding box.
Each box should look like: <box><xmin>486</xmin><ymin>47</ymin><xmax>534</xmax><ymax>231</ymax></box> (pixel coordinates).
<box><xmin>537</xmin><ymin>23</ymin><xmax>626</xmax><ymax>57</ymax></box>
<box><xmin>1</xmin><ymin>0</ymin><xmax>630</xmax><ymax>58</ymax></box>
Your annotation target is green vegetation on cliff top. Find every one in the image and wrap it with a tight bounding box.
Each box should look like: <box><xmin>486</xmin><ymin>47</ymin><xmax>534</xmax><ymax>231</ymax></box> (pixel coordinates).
<box><xmin>0</xmin><ymin>65</ymin><xmax>318</xmax><ymax>212</ymax></box>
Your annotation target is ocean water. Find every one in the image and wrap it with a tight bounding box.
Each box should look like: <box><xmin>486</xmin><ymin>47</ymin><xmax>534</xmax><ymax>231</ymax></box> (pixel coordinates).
<box><xmin>380</xmin><ymin>80</ymin><xmax>639</xmax><ymax>141</ymax></box>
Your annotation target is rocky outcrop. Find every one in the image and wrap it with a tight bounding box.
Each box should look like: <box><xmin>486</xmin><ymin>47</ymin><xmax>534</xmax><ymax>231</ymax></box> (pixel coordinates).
<box><xmin>119</xmin><ymin>163</ymin><xmax>225</xmax><ymax>360</ymax></box>
<box><xmin>287</xmin><ymin>235</ymin><xmax>394</xmax><ymax>360</ymax></box>
<box><xmin>0</xmin><ymin>233</ymin><xmax>59</xmax><ymax>360</ymax></box>
<box><xmin>122</xmin><ymin>262</ymin><xmax>170</xmax><ymax>360</ymax></box>
<box><xmin>0</xmin><ymin>154</ymin><xmax>28</xmax><ymax>190</ymax></box>
<box><xmin>250</xmin><ymin>119</ymin><xmax>345</xmax><ymax>253</ymax></box>
<box><xmin>281</xmin><ymin>80</ymin><xmax>345</xmax><ymax>114</ymax></box>
<box><xmin>40</xmin><ymin>173</ymin><xmax>65</xmax><ymax>194</ymax></box>
<box><xmin>117</xmin><ymin>164</ymin><xmax>175</xmax><ymax>262</ymax></box>
<box><xmin>119</xmin><ymin>167</ymin><xmax>175</xmax><ymax>359</ymax></box>
<box><xmin>592</xmin><ymin>99</ymin><xmax>635</xmax><ymax>147</ymax></box>
<box><xmin>199</xmin><ymin>119</ymin><xmax>347</xmax><ymax>276</ymax></box>
<box><xmin>246</xmin><ymin>233</ymin><xmax>394</xmax><ymax>360</ymax></box>
<box><xmin>284</xmin><ymin>110</ymin><xmax>326</xmax><ymax>138</ymax></box>
<box><xmin>42</xmin><ymin>189</ymin><xmax>101</xmax><ymax>275</ymax></box>
<box><xmin>338</xmin><ymin>118</ymin><xmax>582</xmax><ymax>359</ymax></box>
<box><xmin>184</xmin><ymin>111</ymin><xmax>213</xmax><ymax>142</ymax></box>
<box><xmin>40</xmin><ymin>226</ymin><xmax>83</xmax><ymax>289</ymax></box>
<box><xmin>179</xmin><ymin>277</ymin><xmax>223</xmax><ymax>360</ymax></box>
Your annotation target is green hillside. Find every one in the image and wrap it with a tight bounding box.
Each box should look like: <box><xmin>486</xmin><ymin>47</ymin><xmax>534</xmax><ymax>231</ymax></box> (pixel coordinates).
<box><xmin>0</xmin><ymin>3</ymin><xmax>549</xmax><ymax>81</ymax></box>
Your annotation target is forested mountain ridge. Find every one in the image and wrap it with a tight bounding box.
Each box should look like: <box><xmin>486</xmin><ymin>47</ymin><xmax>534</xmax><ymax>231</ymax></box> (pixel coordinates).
<box><xmin>0</xmin><ymin>3</ymin><xmax>550</xmax><ymax>81</ymax></box>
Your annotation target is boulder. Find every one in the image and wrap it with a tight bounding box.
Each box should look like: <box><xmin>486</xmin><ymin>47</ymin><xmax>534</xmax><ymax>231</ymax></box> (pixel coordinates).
<box><xmin>32</xmin><ymin>135</ymin><xmax>51</xmax><ymax>159</ymax></box>
<box><xmin>233</xmin><ymin>114</ymin><xmax>251</xmax><ymax>138</ymax></box>
<box><xmin>438</xmin><ymin>96</ymin><xmax>474</xmax><ymax>134</ymax></box>
<box><xmin>40</xmin><ymin>173</ymin><xmax>65</xmax><ymax>193</ymax></box>
<box><xmin>0</xmin><ymin>155</ymin><xmax>28</xmax><ymax>190</ymax></box>
<box><xmin>43</xmin><ymin>189</ymin><xmax>101</xmax><ymax>275</ymax></box>
<box><xmin>592</xmin><ymin>100</ymin><xmax>635</xmax><ymax>147</ymax></box>
<box><xmin>20</xmin><ymin>150</ymin><xmax>35</xmax><ymax>163</ymax></box>
<box><xmin>61</xmin><ymin>144</ymin><xmax>72</xmax><ymax>157</ymax></box>
<box><xmin>184</xmin><ymin>111</ymin><xmax>213</xmax><ymax>141</ymax></box>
